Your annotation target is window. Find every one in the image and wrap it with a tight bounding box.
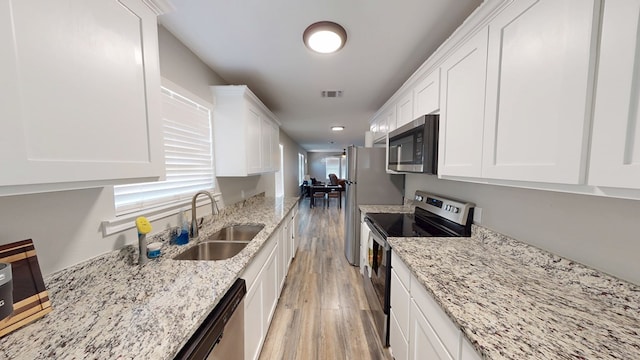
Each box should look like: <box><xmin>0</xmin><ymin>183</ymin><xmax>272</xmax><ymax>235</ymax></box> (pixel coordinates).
<box><xmin>275</xmin><ymin>144</ymin><xmax>284</xmax><ymax>197</ymax></box>
<box><xmin>113</xmin><ymin>86</ymin><xmax>214</xmax><ymax>215</ymax></box>
<box><xmin>325</xmin><ymin>157</ymin><xmax>341</xmax><ymax>180</ymax></box>
<box><xmin>298</xmin><ymin>153</ymin><xmax>305</xmax><ymax>184</ymax></box>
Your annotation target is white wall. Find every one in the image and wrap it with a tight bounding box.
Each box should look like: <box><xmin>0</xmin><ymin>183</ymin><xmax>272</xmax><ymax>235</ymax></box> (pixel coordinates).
<box><xmin>0</xmin><ymin>25</ymin><xmax>304</xmax><ymax>277</ymax></box>
<box><xmin>405</xmin><ymin>174</ymin><xmax>640</xmax><ymax>285</ymax></box>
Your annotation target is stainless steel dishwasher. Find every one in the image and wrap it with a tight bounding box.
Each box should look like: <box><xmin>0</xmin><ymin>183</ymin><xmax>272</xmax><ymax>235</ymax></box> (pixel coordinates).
<box><xmin>175</xmin><ymin>278</ymin><xmax>246</xmax><ymax>360</ymax></box>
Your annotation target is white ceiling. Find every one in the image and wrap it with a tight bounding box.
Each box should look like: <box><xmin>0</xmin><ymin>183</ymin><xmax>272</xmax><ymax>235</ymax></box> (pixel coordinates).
<box><xmin>160</xmin><ymin>0</ymin><xmax>482</xmax><ymax>152</ymax></box>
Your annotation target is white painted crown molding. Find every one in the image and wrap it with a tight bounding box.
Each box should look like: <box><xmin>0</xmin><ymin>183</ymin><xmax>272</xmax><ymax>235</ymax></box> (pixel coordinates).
<box><xmin>143</xmin><ymin>0</ymin><xmax>175</xmax><ymax>15</ymax></box>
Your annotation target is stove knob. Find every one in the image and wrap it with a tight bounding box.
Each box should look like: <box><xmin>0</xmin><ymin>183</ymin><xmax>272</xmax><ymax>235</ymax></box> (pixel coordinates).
<box><xmin>453</xmin><ymin>207</ymin><xmax>459</xmax><ymax>213</ymax></box>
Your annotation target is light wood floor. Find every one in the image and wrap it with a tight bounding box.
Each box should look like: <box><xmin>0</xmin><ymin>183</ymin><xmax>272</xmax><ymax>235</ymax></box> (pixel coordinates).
<box><xmin>259</xmin><ymin>198</ymin><xmax>392</xmax><ymax>360</ymax></box>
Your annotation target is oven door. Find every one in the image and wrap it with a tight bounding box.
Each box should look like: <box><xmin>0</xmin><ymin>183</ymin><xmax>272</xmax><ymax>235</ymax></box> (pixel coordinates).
<box><xmin>363</xmin><ymin>219</ymin><xmax>391</xmax><ymax>347</ymax></box>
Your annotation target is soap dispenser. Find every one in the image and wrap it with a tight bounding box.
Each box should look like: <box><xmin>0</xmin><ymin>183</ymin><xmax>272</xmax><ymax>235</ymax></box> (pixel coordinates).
<box><xmin>176</xmin><ymin>210</ymin><xmax>189</xmax><ymax>245</ymax></box>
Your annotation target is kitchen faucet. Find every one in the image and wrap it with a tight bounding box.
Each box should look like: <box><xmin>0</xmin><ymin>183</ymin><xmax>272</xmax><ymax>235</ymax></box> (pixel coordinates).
<box><xmin>191</xmin><ymin>191</ymin><xmax>219</xmax><ymax>238</ymax></box>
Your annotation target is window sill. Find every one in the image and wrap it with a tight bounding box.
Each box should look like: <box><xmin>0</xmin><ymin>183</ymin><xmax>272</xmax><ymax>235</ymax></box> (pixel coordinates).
<box><xmin>101</xmin><ymin>192</ymin><xmax>222</xmax><ymax>237</ymax></box>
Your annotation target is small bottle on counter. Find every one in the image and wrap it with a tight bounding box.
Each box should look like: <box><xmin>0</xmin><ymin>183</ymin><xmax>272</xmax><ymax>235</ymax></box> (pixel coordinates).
<box><xmin>176</xmin><ymin>210</ymin><xmax>189</xmax><ymax>245</ymax></box>
<box><xmin>146</xmin><ymin>242</ymin><xmax>162</xmax><ymax>258</ymax></box>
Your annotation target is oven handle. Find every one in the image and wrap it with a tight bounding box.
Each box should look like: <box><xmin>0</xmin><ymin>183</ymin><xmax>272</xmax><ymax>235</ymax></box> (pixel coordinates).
<box><xmin>364</xmin><ymin>217</ymin><xmax>391</xmax><ymax>251</ymax></box>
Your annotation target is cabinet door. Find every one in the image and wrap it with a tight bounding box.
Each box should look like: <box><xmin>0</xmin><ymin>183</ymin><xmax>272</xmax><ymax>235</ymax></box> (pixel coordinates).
<box><xmin>589</xmin><ymin>0</ymin><xmax>640</xmax><ymax>189</ymax></box>
<box><xmin>261</xmin><ymin>117</ymin><xmax>273</xmax><ymax>171</ymax></box>
<box><xmin>291</xmin><ymin>210</ymin><xmax>298</xmax><ymax>257</ymax></box>
<box><xmin>246</xmin><ymin>104</ymin><xmax>262</xmax><ymax>174</ymax></box>
<box><xmin>409</xmin><ymin>299</ymin><xmax>453</xmax><ymax>360</ymax></box>
<box><xmin>390</xmin><ymin>270</ymin><xmax>410</xmax><ymax>356</ymax></box>
<box><xmin>0</xmin><ymin>0</ymin><xmax>163</xmax><ymax>194</ymax></box>
<box><xmin>461</xmin><ymin>336</ymin><xmax>482</xmax><ymax>360</ymax></box>
<box><xmin>245</xmin><ymin>279</ymin><xmax>264</xmax><ymax>360</ymax></box>
<box><xmin>386</xmin><ymin>106</ymin><xmax>398</xmax><ymax>133</ymax></box>
<box><xmin>271</xmin><ymin>121</ymin><xmax>280</xmax><ymax>172</ymax></box>
<box><xmin>276</xmin><ymin>227</ymin><xmax>286</xmax><ymax>292</ymax></box>
<box><xmin>482</xmin><ymin>0</ymin><xmax>598</xmax><ymax>184</ymax></box>
<box><xmin>438</xmin><ymin>28</ymin><xmax>489</xmax><ymax>178</ymax></box>
<box><xmin>262</xmin><ymin>244</ymin><xmax>279</xmax><ymax>328</ymax></box>
<box><xmin>390</xmin><ymin>310</ymin><xmax>409</xmax><ymax>360</ymax></box>
<box><xmin>375</xmin><ymin>116</ymin><xmax>387</xmax><ymax>142</ymax></box>
<box><xmin>413</xmin><ymin>69</ymin><xmax>440</xmax><ymax>117</ymax></box>
<box><xmin>396</xmin><ymin>91</ymin><xmax>415</xmax><ymax>128</ymax></box>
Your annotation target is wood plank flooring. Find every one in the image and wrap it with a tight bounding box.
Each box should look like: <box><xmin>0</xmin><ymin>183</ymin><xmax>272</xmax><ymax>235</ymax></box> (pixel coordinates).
<box><xmin>259</xmin><ymin>198</ymin><xmax>392</xmax><ymax>360</ymax></box>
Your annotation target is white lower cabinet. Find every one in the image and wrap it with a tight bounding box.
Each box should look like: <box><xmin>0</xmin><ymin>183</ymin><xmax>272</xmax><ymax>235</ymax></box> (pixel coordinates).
<box><xmin>390</xmin><ymin>265</ymin><xmax>410</xmax><ymax>360</ymax></box>
<box><xmin>461</xmin><ymin>336</ymin><xmax>482</xmax><ymax>360</ymax></box>
<box><xmin>410</xmin><ymin>299</ymin><xmax>453</xmax><ymax>360</ymax></box>
<box><xmin>276</xmin><ymin>225</ymin><xmax>286</xmax><ymax>292</ymax></box>
<box><xmin>391</xmin><ymin>251</ymin><xmax>481</xmax><ymax>360</ymax></box>
<box><xmin>262</xmin><ymin>244</ymin><xmax>278</xmax><ymax>328</ymax></box>
<box><xmin>244</xmin><ymin>275</ymin><xmax>263</xmax><ymax>360</ymax></box>
<box><xmin>243</xmin><ymin>235</ymin><xmax>278</xmax><ymax>360</ymax></box>
<box><xmin>390</xmin><ymin>310</ymin><xmax>408</xmax><ymax>360</ymax></box>
<box><xmin>243</xmin><ymin>206</ymin><xmax>297</xmax><ymax>360</ymax></box>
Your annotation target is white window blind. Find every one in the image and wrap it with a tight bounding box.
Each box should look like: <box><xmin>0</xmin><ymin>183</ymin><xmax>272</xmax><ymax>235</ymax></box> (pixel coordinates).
<box><xmin>114</xmin><ymin>87</ymin><xmax>214</xmax><ymax>215</ymax></box>
<box><xmin>298</xmin><ymin>153</ymin><xmax>305</xmax><ymax>184</ymax></box>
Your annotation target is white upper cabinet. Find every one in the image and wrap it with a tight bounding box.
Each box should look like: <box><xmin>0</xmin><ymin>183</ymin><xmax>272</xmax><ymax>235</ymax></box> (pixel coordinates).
<box><xmin>413</xmin><ymin>69</ymin><xmax>441</xmax><ymax>117</ymax></box>
<box><xmin>438</xmin><ymin>27</ymin><xmax>489</xmax><ymax>178</ymax></box>
<box><xmin>396</xmin><ymin>91</ymin><xmax>415</xmax><ymax>129</ymax></box>
<box><xmin>386</xmin><ymin>106</ymin><xmax>398</xmax><ymax>133</ymax></box>
<box><xmin>0</xmin><ymin>0</ymin><xmax>165</xmax><ymax>196</ymax></box>
<box><xmin>369</xmin><ymin>113</ymin><xmax>387</xmax><ymax>142</ymax></box>
<box><xmin>589</xmin><ymin>0</ymin><xmax>640</xmax><ymax>189</ymax></box>
<box><xmin>482</xmin><ymin>0</ymin><xmax>599</xmax><ymax>184</ymax></box>
<box><xmin>212</xmin><ymin>85</ymin><xmax>280</xmax><ymax>176</ymax></box>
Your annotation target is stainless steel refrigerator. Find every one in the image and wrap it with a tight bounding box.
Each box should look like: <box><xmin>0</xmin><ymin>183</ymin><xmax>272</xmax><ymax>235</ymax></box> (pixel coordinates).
<box><xmin>344</xmin><ymin>146</ymin><xmax>404</xmax><ymax>265</ymax></box>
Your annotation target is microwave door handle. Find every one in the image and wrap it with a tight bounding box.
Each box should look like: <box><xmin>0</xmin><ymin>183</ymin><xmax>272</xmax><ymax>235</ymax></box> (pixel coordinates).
<box><xmin>396</xmin><ymin>144</ymin><xmax>402</xmax><ymax>165</ymax></box>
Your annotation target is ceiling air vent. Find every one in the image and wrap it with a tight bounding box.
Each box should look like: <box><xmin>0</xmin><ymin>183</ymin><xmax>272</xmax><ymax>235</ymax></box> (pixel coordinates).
<box><xmin>321</xmin><ymin>90</ymin><xmax>343</xmax><ymax>98</ymax></box>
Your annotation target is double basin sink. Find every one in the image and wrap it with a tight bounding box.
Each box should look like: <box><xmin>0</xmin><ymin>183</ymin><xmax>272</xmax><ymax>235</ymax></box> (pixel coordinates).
<box><xmin>173</xmin><ymin>224</ymin><xmax>264</xmax><ymax>261</ymax></box>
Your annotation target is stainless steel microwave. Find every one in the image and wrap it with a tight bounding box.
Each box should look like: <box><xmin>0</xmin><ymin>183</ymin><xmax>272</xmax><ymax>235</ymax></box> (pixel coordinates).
<box><xmin>387</xmin><ymin>114</ymin><xmax>438</xmax><ymax>173</ymax></box>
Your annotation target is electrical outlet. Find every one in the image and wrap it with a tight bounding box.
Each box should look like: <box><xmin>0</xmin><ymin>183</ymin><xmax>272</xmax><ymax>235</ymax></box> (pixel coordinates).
<box><xmin>473</xmin><ymin>207</ymin><xmax>483</xmax><ymax>224</ymax></box>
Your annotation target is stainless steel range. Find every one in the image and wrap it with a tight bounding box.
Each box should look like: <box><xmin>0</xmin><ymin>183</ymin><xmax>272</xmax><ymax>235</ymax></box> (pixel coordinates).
<box><xmin>362</xmin><ymin>191</ymin><xmax>474</xmax><ymax>347</ymax></box>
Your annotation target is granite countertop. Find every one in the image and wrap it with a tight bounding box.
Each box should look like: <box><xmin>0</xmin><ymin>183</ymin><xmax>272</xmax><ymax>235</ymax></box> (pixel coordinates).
<box><xmin>384</xmin><ymin>222</ymin><xmax>640</xmax><ymax>359</ymax></box>
<box><xmin>0</xmin><ymin>196</ymin><xmax>299</xmax><ymax>360</ymax></box>
<box><xmin>359</xmin><ymin>204</ymin><xmax>413</xmax><ymax>215</ymax></box>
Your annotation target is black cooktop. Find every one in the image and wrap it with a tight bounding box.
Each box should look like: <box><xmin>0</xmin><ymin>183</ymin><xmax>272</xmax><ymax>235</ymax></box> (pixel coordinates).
<box><xmin>365</xmin><ymin>208</ymin><xmax>467</xmax><ymax>238</ymax></box>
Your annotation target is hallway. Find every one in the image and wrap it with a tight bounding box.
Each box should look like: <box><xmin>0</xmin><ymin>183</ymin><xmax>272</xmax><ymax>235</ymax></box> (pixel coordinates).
<box><xmin>258</xmin><ymin>199</ymin><xmax>392</xmax><ymax>360</ymax></box>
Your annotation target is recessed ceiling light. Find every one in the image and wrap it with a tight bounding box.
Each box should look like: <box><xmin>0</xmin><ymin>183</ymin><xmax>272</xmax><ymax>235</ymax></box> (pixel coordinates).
<box><xmin>331</xmin><ymin>126</ymin><xmax>345</xmax><ymax>131</ymax></box>
<box><xmin>303</xmin><ymin>21</ymin><xmax>347</xmax><ymax>54</ymax></box>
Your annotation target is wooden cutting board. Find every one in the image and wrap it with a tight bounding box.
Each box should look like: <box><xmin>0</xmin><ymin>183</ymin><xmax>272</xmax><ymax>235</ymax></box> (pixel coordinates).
<box><xmin>0</xmin><ymin>239</ymin><xmax>52</xmax><ymax>338</ymax></box>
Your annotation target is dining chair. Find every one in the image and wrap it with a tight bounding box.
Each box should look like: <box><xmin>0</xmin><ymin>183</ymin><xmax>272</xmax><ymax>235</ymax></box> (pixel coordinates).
<box><xmin>327</xmin><ymin>190</ymin><xmax>341</xmax><ymax>208</ymax></box>
<box><xmin>312</xmin><ymin>192</ymin><xmax>326</xmax><ymax>208</ymax></box>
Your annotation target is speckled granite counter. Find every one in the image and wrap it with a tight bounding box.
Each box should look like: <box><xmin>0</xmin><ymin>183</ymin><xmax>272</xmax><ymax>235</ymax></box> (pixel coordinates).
<box><xmin>359</xmin><ymin>204</ymin><xmax>413</xmax><ymax>215</ymax></box>
<box><xmin>0</xmin><ymin>196</ymin><xmax>299</xmax><ymax>360</ymax></box>
<box><xmin>376</xmin><ymin>208</ymin><xmax>640</xmax><ymax>360</ymax></box>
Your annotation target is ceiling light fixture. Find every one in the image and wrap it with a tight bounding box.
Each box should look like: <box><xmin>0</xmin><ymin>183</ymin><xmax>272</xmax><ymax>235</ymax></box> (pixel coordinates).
<box><xmin>303</xmin><ymin>21</ymin><xmax>347</xmax><ymax>54</ymax></box>
<box><xmin>331</xmin><ymin>126</ymin><xmax>345</xmax><ymax>131</ymax></box>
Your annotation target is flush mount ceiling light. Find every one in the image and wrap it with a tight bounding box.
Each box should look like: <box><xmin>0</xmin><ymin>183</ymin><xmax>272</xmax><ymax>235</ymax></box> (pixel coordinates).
<box><xmin>331</xmin><ymin>126</ymin><xmax>345</xmax><ymax>131</ymax></box>
<box><xmin>303</xmin><ymin>21</ymin><xmax>347</xmax><ymax>54</ymax></box>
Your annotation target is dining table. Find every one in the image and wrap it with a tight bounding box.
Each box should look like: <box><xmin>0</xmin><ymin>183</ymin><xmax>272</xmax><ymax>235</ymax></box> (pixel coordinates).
<box><xmin>310</xmin><ymin>184</ymin><xmax>343</xmax><ymax>208</ymax></box>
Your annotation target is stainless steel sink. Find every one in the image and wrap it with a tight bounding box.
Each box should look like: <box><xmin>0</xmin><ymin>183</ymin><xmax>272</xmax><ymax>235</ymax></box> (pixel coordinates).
<box><xmin>209</xmin><ymin>224</ymin><xmax>264</xmax><ymax>241</ymax></box>
<box><xmin>174</xmin><ymin>241</ymin><xmax>250</xmax><ymax>261</ymax></box>
<box><xmin>173</xmin><ymin>224</ymin><xmax>264</xmax><ymax>261</ymax></box>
